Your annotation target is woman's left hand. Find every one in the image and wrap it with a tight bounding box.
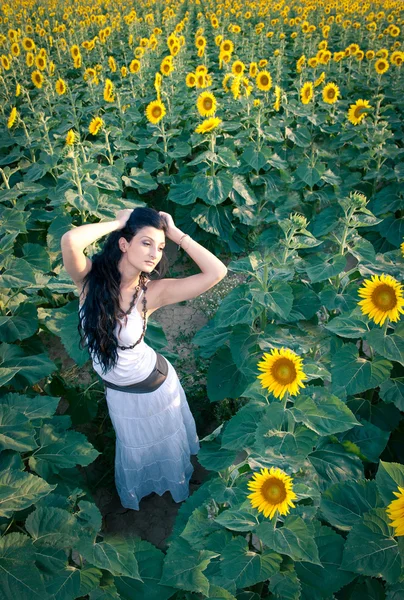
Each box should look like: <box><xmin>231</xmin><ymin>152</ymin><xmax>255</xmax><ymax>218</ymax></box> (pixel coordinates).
<box><xmin>158</xmin><ymin>211</ymin><xmax>178</xmax><ymax>239</ymax></box>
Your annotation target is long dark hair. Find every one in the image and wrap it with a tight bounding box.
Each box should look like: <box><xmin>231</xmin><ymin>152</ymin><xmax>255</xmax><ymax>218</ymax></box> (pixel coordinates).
<box><xmin>77</xmin><ymin>207</ymin><xmax>169</xmax><ymax>374</ymax></box>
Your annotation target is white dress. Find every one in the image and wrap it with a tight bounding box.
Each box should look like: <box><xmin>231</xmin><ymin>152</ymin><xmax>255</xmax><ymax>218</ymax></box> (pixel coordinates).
<box><xmin>79</xmin><ymin>280</ymin><xmax>200</xmax><ymax>510</ymax></box>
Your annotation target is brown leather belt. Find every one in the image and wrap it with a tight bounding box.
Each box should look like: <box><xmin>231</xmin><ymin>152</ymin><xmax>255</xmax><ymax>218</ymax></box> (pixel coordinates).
<box><xmin>102</xmin><ymin>353</ymin><xmax>169</xmax><ymax>394</ymax></box>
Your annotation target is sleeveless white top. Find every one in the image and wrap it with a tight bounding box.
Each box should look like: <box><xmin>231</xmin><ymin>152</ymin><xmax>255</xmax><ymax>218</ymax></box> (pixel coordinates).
<box><xmin>78</xmin><ymin>280</ymin><xmax>157</xmax><ymax>385</ymax></box>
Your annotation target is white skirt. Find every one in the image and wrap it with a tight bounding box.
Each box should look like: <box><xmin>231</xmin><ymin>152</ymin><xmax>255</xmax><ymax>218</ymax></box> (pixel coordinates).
<box><xmin>105</xmin><ymin>357</ymin><xmax>200</xmax><ymax>510</ymax></box>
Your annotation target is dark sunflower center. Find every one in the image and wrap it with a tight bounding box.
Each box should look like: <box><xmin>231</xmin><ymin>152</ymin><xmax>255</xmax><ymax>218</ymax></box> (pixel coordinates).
<box><xmin>203</xmin><ymin>98</ymin><xmax>213</xmax><ymax>109</ymax></box>
<box><xmin>152</xmin><ymin>106</ymin><xmax>162</xmax><ymax>118</ymax></box>
<box><xmin>235</xmin><ymin>64</ymin><xmax>242</xmax><ymax>73</ymax></box>
<box><xmin>327</xmin><ymin>88</ymin><xmax>336</xmax><ymax>99</ymax></box>
<box><xmin>354</xmin><ymin>105</ymin><xmax>365</xmax><ymax>118</ymax></box>
<box><xmin>371</xmin><ymin>284</ymin><xmax>397</xmax><ymax>310</ymax></box>
<box><xmin>261</xmin><ymin>478</ymin><xmax>287</xmax><ymax>503</ymax></box>
<box><xmin>261</xmin><ymin>75</ymin><xmax>269</xmax><ymax>86</ymax></box>
<box><xmin>272</xmin><ymin>358</ymin><xmax>297</xmax><ymax>384</ymax></box>
<box><xmin>304</xmin><ymin>87</ymin><xmax>311</xmax><ymax>98</ymax></box>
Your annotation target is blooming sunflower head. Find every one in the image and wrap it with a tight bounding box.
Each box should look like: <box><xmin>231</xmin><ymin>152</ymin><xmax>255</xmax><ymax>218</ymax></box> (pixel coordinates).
<box><xmin>103</xmin><ymin>78</ymin><xmax>115</xmax><ymax>102</ymax></box>
<box><xmin>129</xmin><ymin>59</ymin><xmax>141</xmax><ymax>73</ymax></box>
<box><xmin>65</xmin><ymin>129</ymin><xmax>76</xmax><ymax>145</ymax></box>
<box><xmin>145</xmin><ymin>99</ymin><xmax>166</xmax><ymax>124</ymax></box>
<box><xmin>314</xmin><ymin>71</ymin><xmax>326</xmax><ymax>87</ymax></box>
<box><xmin>256</xmin><ymin>70</ymin><xmax>272</xmax><ymax>92</ymax></box>
<box><xmin>7</xmin><ymin>107</ymin><xmax>18</xmax><ymax>129</ymax></box>
<box><xmin>257</xmin><ymin>347</ymin><xmax>307</xmax><ymax>399</ymax></box>
<box><xmin>195</xmin><ymin>116</ymin><xmax>221</xmax><ymax>134</ymax></box>
<box><xmin>55</xmin><ymin>78</ymin><xmax>67</xmax><ymax>95</ymax></box>
<box><xmin>23</xmin><ymin>37</ymin><xmax>35</xmax><ymax>51</ymax></box>
<box><xmin>220</xmin><ymin>39</ymin><xmax>234</xmax><ymax>54</ymax></box>
<box><xmin>357</xmin><ymin>273</ymin><xmax>404</xmax><ymax>326</ymax></box>
<box><xmin>31</xmin><ymin>70</ymin><xmax>44</xmax><ymax>89</ymax></box>
<box><xmin>347</xmin><ymin>98</ymin><xmax>372</xmax><ymax>125</ymax></box>
<box><xmin>185</xmin><ymin>72</ymin><xmax>196</xmax><ymax>87</ymax></box>
<box><xmin>375</xmin><ymin>58</ymin><xmax>390</xmax><ymax>74</ymax></box>
<box><xmin>231</xmin><ymin>60</ymin><xmax>245</xmax><ymax>76</ymax></box>
<box><xmin>300</xmin><ymin>81</ymin><xmax>314</xmax><ymax>104</ymax></box>
<box><xmin>247</xmin><ymin>467</ymin><xmax>297</xmax><ymax>520</ymax></box>
<box><xmin>386</xmin><ymin>486</ymin><xmax>404</xmax><ymax>537</ymax></box>
<box><xmin>88</xmin><ymin>116</ymin><xmax>104</xmax><ymax>135</ymax></box>
<box><xmin>322</xmin><ymin>82</ymin><xmax>340</xmax><ymax>104</ymax></box>
<box><xmin>196</xmin><ymin>91</ymin><xmax>217</xmax><ymax>117</ymax></box>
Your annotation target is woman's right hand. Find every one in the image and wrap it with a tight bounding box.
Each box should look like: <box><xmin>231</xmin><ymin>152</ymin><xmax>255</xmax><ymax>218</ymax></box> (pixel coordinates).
<box><xmin>116</xmin><ymin>209</ymin><xmax>133</xmax><ymax>229</ymax></box>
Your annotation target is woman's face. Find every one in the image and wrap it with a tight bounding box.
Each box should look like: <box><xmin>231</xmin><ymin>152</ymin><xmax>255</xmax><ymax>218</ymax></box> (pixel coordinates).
<box><xmin>119</xmin><ymin>226</ymin><xmax>166</xmax><ymax>274</ymax></box>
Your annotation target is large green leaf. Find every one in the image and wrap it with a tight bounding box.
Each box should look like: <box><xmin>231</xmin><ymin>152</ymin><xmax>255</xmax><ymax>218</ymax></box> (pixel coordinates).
<box><xmin>254</xmin><ymin>282</ymin><xmax>293</xmax><ymax>320</ymax></box>
<box><xmin>341</xmin><ymin>508</ymin><xmax>401</xmax><ymax>584</ymax></box>
<box><xmin>241</xmin><ymin>144</ymin><xmax>268</xmax><ymax>171</ymax></box>
<box><xmin>25</xmin><ymin>506</ymin><xmax>80</xmax><ymax>547</ymax></box>
<box><xmin>214</xmin><ymin>285</ymin><xmax>262</xmax><ymax>327</ymax></box>
<box><xmin>192</xmin><ymin>171</ymin><xmax>233</xmax><ymax>205</ymax></box>
<box><xmin>365</xmin><ymin>327</ymin><xmax>404</xmax><ymax>366</ymax></box>
<box><xmin>39</xmin><ymin>300</ymin><xmax>89</xmax><ymax>366</ymax></box>
<box><xmin>338</xmin><ymin>418</ymin><xmax>389</xmax><ymax>463</ymax></box>
<box><xmin>0</xmin><ymin>469</ymin><xmax>56</xmax><ymax>517</ymax></box>
<box><xmin>160</xmin><ymin>536</ymin><xmax>218</xmax><ymax>596</ymax></box>
<box><xmin>22</xmin><ymin>243</ymin><xmax>51</xmax><ymax>272</ymax></box>
<box><xmin>294</xmin><ymin>525</ymin><xmax>355</xmax><ymax>600</ymax></box>
<box><xmin>0</xmin><ymin>303</ymin><xmax>39</xmax><ymax>343</ymax></box>
<box><xmin>0</xmin><ymin>343</ymin><xmax>57</xmax><ymax>388</ymax></box>
<box><xmin>115</xmin><ymin>539</ymin><xmax>175</xmax><ymax>600</ymax></box>
<box><xmin>207</xmin><ymin>347</ymin><xmax>250</xmax><ymax>402</ymax></box>
<box><xmin>221</xmin><ymin>402</ymin><xmax>266</xmax><ymax>450</ymax></box>
<box><xmin>1</xmin><ymin>257</ymin><xmax>37</xmax><ymax>288</ymax></box>
<box><xmin>191</xmin><ymin>203</ymin><xmax>234</xmax><ymax>239</ymax></box>
<box><xmin>386</xmin><ymin>581</ymin><xmax>404</xmax><ymax>600</ymax></box>
<box><xmin>0</xmin><ymin>533</ymin><xmax>46</xmax><ymax>599</ymax></box>
<box><xmin>219</xmin><ymin>536</ymin><xmax>282</xmax><ymax>589</ymax></box>
<box><xmin>78</xmin><ymin>535</ymin><xmax>142</xmax><ymax>578</ymax></box>
<box><xmin>320</xmin><ymin>480</ymin><xmax>383</xmax><ymax>531</ymax></box>
<box><xmin>168</xmin><ymin>182</ymin><xmax>197</xmax><ymax>205</ymax></box>
<box><xmin>229</xmin><ymin>326</ymin><xmax>262</xmax><ymax>379</ymax></box>
<box><xmin>325</xmin><ymin>314</ymin><xmax>369</xmax><ymax>339</ymax></box>
<box><xmin>214</xmin><ymin>507</ymin><xmax>260</xmax><ymax>532</ymax></box>
<box><xmin>379</xmin><ymin>377</ymin><xmax>404</xmax><ymax>411</ymax></box>
<box><xmin>0</xmin><ymin>405</ymin><xmax>37</xmax><ymax>452</ymax></box>
<box><xmin>291</xmin><ymin>387</ymin><xmax>359</xmax><ymax>435</ymax></box>
<box><xmin>309</xmin><ymin>443</ymin><xmax>364</xmax><ymax>491</ymax></box>
<box><xmin>254</xmin><ymin>422</ymin><xmax>318</xmax><ymax>468</ymax></box>
<box><xmin>197</xmin><ymin>438</ymin><xmax>238</xmax><ymax>472</ymax></box>
<box><xmin>46</xmin><ymin>214</ymin><xmax>72</xmax><ymax>253</ymax></box>
<box><xmin>180</xmin><ymin>504</ymin><xmax>224</xmax><ymax>550</ymax></box>
<box><xmin>0</xmin><ymin>393</ymin><xmax>59</xmax><ymax>424</ymax></box>
<box><xmin>255</xmin><ymin>516</ymin><xmax>321</xmax><ymax>564</ymax></box>
<box><xmin>331</xmin><ymin>343</ymin><xmax>392</xmax><ymax>396</ymax></box>
<box><xmin>268</xmin><ymin>570</ymin><xmax>301</xmax><ymax>600</ymax></box>
<box><xmin>295</xmin><ymin>161</ymin><xmax>326</xmax><ymax>187</ymax></box>
<box><xmin>375</xmin><ymin>461</ymin><xmax>404</xmax><ymax>505</ymax></box>
<box><xmin>122</xmin><ymin>168</ymin><xmax>158</xmax><ymax>193</ymax></box>
<box><xmin>65</xmin><ymin>187</ymin><xmax>99</xmax><ymax>213</ymax></box>
<box><xmin>34</xmin><ymin>546</ymin><xmax>81</xmax><ymax>599</ymax></box>
<box><xmin>304</xmin><ymin>254</ymin><xmax>346</xmax><ymax>284</ymax></box>
<box><xmin>29</xmin><ymin>424</ymin><xmax>100</xmax><ymax>475</ymax></box>
<box><xmin>288</xmin><ymin>284</ymin><xmax>320</xmax><ymax>321</ymax></box>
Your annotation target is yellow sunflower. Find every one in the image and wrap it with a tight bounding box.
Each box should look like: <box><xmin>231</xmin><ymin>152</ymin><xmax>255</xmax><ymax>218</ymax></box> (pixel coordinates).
<box><xmin>222</xmin><ymin>73</ymin><xmax>233</xmax><ymax>92</ymax></box>
<box><xmin>15</xmin><ymin>83</ymin><xmax>21</xmax><ymax>97</ymax></box>
<box><xmin>108</xmin><ymin>56</ymin><xmax>117</xmax><ymax>72</ymax></box>
<box><xmin>7</xmin><ymin>107</ymin><xmax>18</xmax><ymax>129</ymax></box>
<box><xmin>55</xmin><ymin>78</ymin><xmax>67</xmax><ymax>95</ymax></box>
<box><xmin>26</xmin><ymin>52</ymin><xmax>34</xmax><ymax>67</ymax></box>
<box><xmin>308</xmin><ymin>57</ymin><xmax>318</xmax><ymax>68</ymax></box>
<box><xmin>1</xmin><ymin>55</ymin><xmax>10</xmax><ymax>70</ymax></box>
<box><xmin>296</xmin><ymin>55</ymin><xmax>306</xmax><ymax>73</ymax></box>
<box><xmin>256</xmin><ymin>70</ymin><xmax>272</xmax><ymax>91</ymax></box>
<box><xmin>347</xmin><ymin>99</ymin><xmax>372</xmax><ymax>125</ymax></box>
<box><xmin>375</xmin><ymin>59</ymin><xmax>390</xmax><ymax>74</ymax></box>
<box><xmin>70</xmin><ymin>44</ymin><xmax>80</xmax><ymax>59</ymax></box>
<box><xmin>322</xmin><ymin>82</ymin><xmax>340</xmax><ymax>104</ymax></box>
<box><xmin>154</xmin><ymin>72</ymin><xmax>162</xmax><ymax>93</ymax></box>
<box><xmin>121</xmin><ymin>66</ymin><xmax>128</xmax><ymax>77</ymax></box>
<box><xmin>220</xmin><ymin>39</ymin><xmax>234</xmax><ymax>54</ymax></box>
<box><xmin>195</xmin><ymin>116</ymin><xmax>221</xmax><ymax>134</ymax></box>
<box><xmin>196</xmin><ymin>91</ymin><xmax>217</xmax><ymax>117</ymax></box>
<box><xmin>129</xmin><ymin>59</ymin><xmax>140</xmax><ymax>73</ymax></box>
<box><xmin>31</xmin><ymin>70</ymin><xmax>44</xmax><ymax>89</ymax></box>
<box><xmin>386</xmin><ymin>486</ymin><xmax>404</xmax><ymax>536</ymax></box>
<box><xmin>185</xmin><ymin>72</ymin><xmax>196</xmax><ymax>87</ymax></box>
<box><xmin>401</xmin><ymin>241</ymin><xmax>404</xmax><ymax>257</ymax></box>
<box><xmin>88</xmin><ymin>116</ymin><xmax>104</xmax><ymax>135</ymax></box>
<box><xmin>314</xmin><ymin>71</ymin><xmax>326</xmax><ymax>87</ymax></box>
<box><xmin>300</xmin><ymin>81</ymin><xmax>314</xmax><ymax>104</ymax></box>
<box><xmin>11</xmin><ymin>42</ymin><xmax>20</xmax><ymax>57</ymax></box>
<box><xmin>145</xmin><ymin>99</ymin><xmax>166</xmax><ymax>124</ymax></box>
<box><xmin>357</xmin><ymin>273</ymin><xmax>404</xmax><ymax>326</ymax></box>
<box><xmin>195</xmin><ymin>72</ymin><xmax>209</xmax><ymax>88</ymax></box>
<box><xmin>366</xmin><ymin>50</ymin><xmax>375</xmax><ymax>60</ymax></box>
<box><xmin>273</xmin><ymin>85</ymin><xmax>281</xmax><ymax>111</ymax></box>
<box><xmin>160</xmin><ymin>59</ymin><xmax>174</xmax><ymax>76</ymax></box>
<box><xmin>231</xmin><ymin>60</ymin><xmax>245</xmax><ymax>76</ymax></box>
<box><xmin>247</xmin><ymin>467</ymin><xmax>297</xmax><ymax>520</ymax></box>
<box><xmin>103</xmin><ymin>78</ymin><xmax>115</xmax><ymax>102</ymax></box>
<box><xmin>259</xmin><ymin>59</ymin><xmax>268</xmax><ymax>68</ymax></box>
<box><xmin>65</xmin><ymin>129</ymin><xmax>76</xmax><ymax>145</ymax></box>
<box><xmin>257</xmin><ymin>347</ymin><xmax>307</xmax><ymax>399</ymax></box>
<box><xmin>35</xmin><ymin>55</ymin><xmax>46</xmax><ymax>71</ymax></box>
<box><xmin>22</xmin><ymin>37</ymin><xmax>35</xmax><ymax>51</ymax></box>
<box><xmin>249</xmin><ymin>62</ymin><xmax>258</xmax><ymax>77</ymax></box>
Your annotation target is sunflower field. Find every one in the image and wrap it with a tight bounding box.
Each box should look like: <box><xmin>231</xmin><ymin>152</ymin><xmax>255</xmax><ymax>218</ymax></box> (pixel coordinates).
<box><xmin>1</xmin><ymin>0</ymin><xmax>404</xmax><ymax>597</ymax></box>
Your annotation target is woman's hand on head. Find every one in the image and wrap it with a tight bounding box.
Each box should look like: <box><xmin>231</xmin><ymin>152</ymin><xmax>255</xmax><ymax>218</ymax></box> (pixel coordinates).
<box><xmin>158</xmin><ymin>211</ymin><xmax>177</xmax><ymax>237</ymax></box>
<box><xmin>116</xmin><ymin>209</ymin><xmax>134</xmax><ymax>229</ymax></box>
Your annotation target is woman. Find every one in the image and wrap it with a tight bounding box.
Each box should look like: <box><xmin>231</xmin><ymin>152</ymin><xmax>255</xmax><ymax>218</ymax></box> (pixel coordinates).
<box><xmin>61</xmin><ymin>207</ymin><xmax>227</xmax><ymax>510</ymax></box>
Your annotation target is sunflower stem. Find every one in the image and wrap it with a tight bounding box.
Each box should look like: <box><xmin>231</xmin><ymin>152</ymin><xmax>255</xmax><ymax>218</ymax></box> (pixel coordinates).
<box><xmin>382</xmin><ymin>318</ymin><xmax>389</xmax><ymax>337</ymax></box>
